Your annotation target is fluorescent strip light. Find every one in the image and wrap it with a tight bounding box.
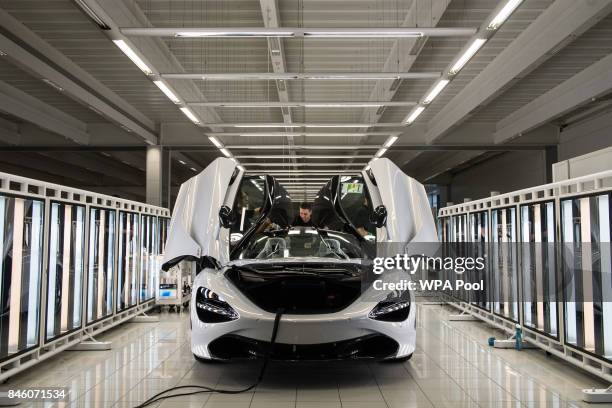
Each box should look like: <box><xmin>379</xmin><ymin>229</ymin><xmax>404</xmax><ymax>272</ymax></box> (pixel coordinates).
<box><xmin>303</xmin><ymin>30</ymin><xmax>422</xmax><ymax>38</ymax></box>
<box><xmin>112</xmin><ymin>39</ymin><xmax>153</xmax><ymax>75</ymax></box>
<box><xmin>423</xmin><ymin>79</ymin><xmax>449</xmax><ymax>104</ymax></box>
<box><xmin>234</xmin><ymin>124</ymin><xmax>303</xmax><ymax>128</ymax></box>
<box><xmin>228</xmin><ymin>145</ymin><xmax>380</xmax><ymax>150</ymax></box>
<box><xmin>220</xmin><ymin>148</ymin><xmax>231</xmax><ymax>157</ymax></box>
<box><xmin>176</xmin><ymin>30</ymin><xmax>295</xmax><ymax>38</ymax></box>
<box><xmin>449</xmin><ymin>39</ymin><xmax>486</xmax><ymax>75</ymax></box>
<box><xmin>384</xmin><ymin>136</ymin><xmax>398</xmax><ymax>148</ymax></box>
<box><xmin>208</xmin><ymin>136</ymin><xmax>223</xmax><ymax>148</ymax></box>
<box><xmin>153</xmin><ymin>80</ymin><xmax>180</xmax><ymax>104</ymax></box>
<box><xmin>202</xmin><ymin>123</ymin><xmax>404</xmax><ymax>128</ymax></box>
<box><xmin>237</xmin><ymin>165</ymin><xmax>245</xmax><ymax>171</ymax></box>
<box><xmin>180</xmin><ymin>107</ymin><xmax>200</xmax><ymax>124</ymax></box>
<box><xmin>234</xmin><ymin>155</ymin><xmax>368</xmax><ymax>159</ymax></box>
<box><xmin>375</xmin><ymin>148</ymin><xmax>388</xmax><ymax>158</ymax></box>
<box><xmin>178</xmin><ymin>160</ymin><xmax>186</xmax><ymax>165</ymax></box>
<box><xmin>488</xmin><ymin>0</ymin><xmax>524</xmax><ymax>30</ymax></box>
<box><xmin>235</xmin><ymin>133</ymin><xmax>388</xmax><ymax>137</ymax></box>
<box><xmin>190</xmin><ymin>167</ymin><xmax>197</xmax><ymax>172</ymax></box>
<box><xmin>404</xmin><ymin>106</ymin><xmax>425</xmax><ymax>124</ymax></box>
<box><xmin>242</xmin><ymin>163</ymin><xmax>367</xmax><ymax>167</ymax></box>
<box><xmin>246</xmin><ymin>170</ymin><xmax>357</xmax><ymax>174</ymax></box>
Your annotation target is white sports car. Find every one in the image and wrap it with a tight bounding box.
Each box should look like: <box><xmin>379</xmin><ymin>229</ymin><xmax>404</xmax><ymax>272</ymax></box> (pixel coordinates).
<box><xmin>161</xmin><ymin>157</ymin><xmax>437</xmax><ymax>362</ymax></box>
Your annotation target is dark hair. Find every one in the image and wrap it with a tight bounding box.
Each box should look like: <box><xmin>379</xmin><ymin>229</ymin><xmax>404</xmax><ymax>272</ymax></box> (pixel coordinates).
<box><xmin>299</xmin><ymin>202</ymin><xmax>312</xmax><ymax>210</ymax></box>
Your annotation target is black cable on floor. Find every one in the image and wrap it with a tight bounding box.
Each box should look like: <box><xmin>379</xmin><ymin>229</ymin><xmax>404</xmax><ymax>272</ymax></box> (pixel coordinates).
<box><xmin>133</xmin><ymin>309</ymin><xmax>284</xmax><ymax>408</ymax></box>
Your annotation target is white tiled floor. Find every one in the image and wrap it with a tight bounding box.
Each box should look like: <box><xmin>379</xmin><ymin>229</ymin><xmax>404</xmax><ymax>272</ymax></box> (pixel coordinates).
<box><xmin>3</xmin><ymin>305</ymin><xmax>612</xmax><ymax>408</ymax></box>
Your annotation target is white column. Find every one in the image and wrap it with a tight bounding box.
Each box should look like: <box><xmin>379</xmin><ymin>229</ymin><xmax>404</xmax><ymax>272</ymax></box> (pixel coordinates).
<box><xmin>146</xmin><ymin>145</ymin><xmax>163</xmax><ymax>206</ymax></box>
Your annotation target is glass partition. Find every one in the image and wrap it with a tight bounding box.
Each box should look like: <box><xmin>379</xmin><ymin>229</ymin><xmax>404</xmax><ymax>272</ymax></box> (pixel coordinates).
<box><xmin>469</xmin><ymin>211</ymin><xmax>489</xmax><ymax>310</ymax></box>
<box><xmin>561</xmin><ymin>193</ymin><xmax>612</xmax><ymax>360</ymax></box>
<box><xmin>139</xmin><ymin>215</ymin><xmax>158</xmax><ymax>302</ymax></box>
<box><xmin>46</xmin><ymin>202</ymin><xmax>86</xmax><ymax>341</ymax></box>
<box><xmin>117</xmin><ymin>211</ymin><xmax>139</xmax><ymax>311</ymax></box>
<box><xmin>491</xmin><ymin>207</ymin><xmax>519</xmax><ymax>321</ymax></box>
<box><xmin>87</xmin><ymin>208</ymin><xmax>116</xmax><ymax>324</ymax></box>
<box><xmin>158</xmin><ymin>217</ymin><xmax>169</xmax><ymax>255</ymax></box>
<box><xmin>520</xmin><ymin>201</ymin><xmax>558</xmax><ymax>338</ymax></box>
<box><xmin>0</xmin><ymin>195</ymin><xmax>44</xmax><ymax>361</ymax></box>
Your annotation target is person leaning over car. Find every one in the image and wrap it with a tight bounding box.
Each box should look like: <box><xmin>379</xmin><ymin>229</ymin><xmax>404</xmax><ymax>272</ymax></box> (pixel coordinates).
<box><xmin>292</xmin><ymin>202</ymin><xmax>313</xmax><ymax>227</ymax></box>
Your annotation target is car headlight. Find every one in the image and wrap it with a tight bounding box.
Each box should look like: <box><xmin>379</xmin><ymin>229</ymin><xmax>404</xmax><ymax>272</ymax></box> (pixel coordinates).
<box><xmin>195</xmin><ymin>287</ymin><xmax>239</xmax><ymax>323</ymax></box>
<box><xmin>368</xmin><ymin>291</ymin><xmax>410</xmax><ymax>322</ymax></box>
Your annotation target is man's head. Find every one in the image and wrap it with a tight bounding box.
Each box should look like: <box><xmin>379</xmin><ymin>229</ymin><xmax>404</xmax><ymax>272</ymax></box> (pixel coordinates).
<box><xmin>299</xmin><ymin>202</ymin><xmax>312</xmax><ymax>223</ymax></box>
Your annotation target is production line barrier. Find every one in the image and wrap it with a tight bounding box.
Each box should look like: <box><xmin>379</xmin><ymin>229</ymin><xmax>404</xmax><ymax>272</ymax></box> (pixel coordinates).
<box><xmin>437</xmin><ymin>169</ymin><xmax>612</xmax><ymax>382</ymax></box>
<box><xmin>0</xmin><ymin>172</ymin><xmax>170</xmax><ymax>381</ymax></box>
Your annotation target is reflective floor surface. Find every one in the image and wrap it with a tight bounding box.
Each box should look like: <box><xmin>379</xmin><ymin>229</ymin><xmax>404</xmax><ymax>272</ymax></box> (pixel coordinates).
<box><xmin>2</xmin><ymin>305</ymin><xmax>611</xmax><ymax>408</ymax></box>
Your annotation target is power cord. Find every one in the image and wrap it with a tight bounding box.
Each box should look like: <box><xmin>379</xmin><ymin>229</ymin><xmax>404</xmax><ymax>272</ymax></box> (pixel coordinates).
<box><xmin>133</xmin><ymin>309</ymin><xmax>284</xmax><ymax>408</ymax></box>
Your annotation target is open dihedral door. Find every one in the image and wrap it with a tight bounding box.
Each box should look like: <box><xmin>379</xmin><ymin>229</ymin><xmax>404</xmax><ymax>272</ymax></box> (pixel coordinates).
<box><xmin>362</xmin><ymin>158</ymin><xmax>438</xmax><ymax>244</ymax></box>
<box><xmin>161</xmin><ymin>158</ymin><xmax>243</xmax><ymax>270</ymax></box>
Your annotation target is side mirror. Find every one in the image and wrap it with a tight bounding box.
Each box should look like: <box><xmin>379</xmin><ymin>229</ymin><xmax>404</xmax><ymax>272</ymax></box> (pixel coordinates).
<box><xmin>218</xmin><ymin>205</ymin><xmax>235</xmax><ymax>228</ymax></box>
<box><xmin>370</xmin><ymin>205</ymin><xmax>387</xmax><ymax>228</ymax></box>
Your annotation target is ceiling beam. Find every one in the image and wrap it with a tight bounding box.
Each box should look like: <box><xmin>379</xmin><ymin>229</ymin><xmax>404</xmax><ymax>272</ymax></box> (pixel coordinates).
<box><xmin>360</xmin><ymin>0</ymin><xmax>450</xmax><ymax>124</ymax></box>
<box><xmin>0</xmin><ymin>33</ymin><xmax>156</xmax><ymax>144</ymax></box>
<box><xmin>186</xmin><ymin>122</ymin><xmax>406</xmax><ymax>128</ymax></box>
<box><xmin>0</xmin><ymin>80</ymin><xmax>90</xmax><ymax>144</ymax></box>
<box><xmin>495</xmin><ymin>52</ymin><xmax>612</xmax><ymax>144</ymax></box>
<box><xmin>162</xmin><ymin>72</ymin><xmax>441</xmax><ymax>80</ymax></box>
<box><xmin>188</xmin><ymin>101</ymin><xmax>417</xmax><ymax>108</ymax></box>
<box><xmin>81</xmin><ymin>0</ymin><xmax>224</xmax><ymax>130</ymax></box>
<box><xmin>424</xmin><ymin>0</ymin><xmax>612</xmax><ymax>145</ymax></box>
<box><xmin>120</xmin><ymin>27</ymin><xmax>477</xmax><ymax>38</ymax></box>
<box><xmin>0</xmin><ymin>8</ymin><xmax>155</xmax><ymax>132</ymax></box>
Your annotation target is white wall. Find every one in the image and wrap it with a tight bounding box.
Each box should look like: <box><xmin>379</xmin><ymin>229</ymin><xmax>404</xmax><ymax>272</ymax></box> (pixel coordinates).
<box><xmin>443</xmin><ymin>109</ymin><xmax>612</xmax><ymax>203</ymax></box>
<box><xmin>448</xmin><ymin>150</ymin><xmax>547</xmax><ymax>203</ymax></box>
<box><xmin>558</xmin><ymin>109</ymin><xmax>612</xmax><ymax>160</ymax></box>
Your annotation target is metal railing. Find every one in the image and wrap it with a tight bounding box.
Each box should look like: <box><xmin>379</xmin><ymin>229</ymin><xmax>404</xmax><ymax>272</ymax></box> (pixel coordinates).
<box><xmin>0</xmin><ymin>172</ymin><xmax>170</xmax><ymax>381</ymax></box>
<box><xmin>438</xmin><ymin>170</ymin><xmax>612</xmax><ymax>382</ymax></box>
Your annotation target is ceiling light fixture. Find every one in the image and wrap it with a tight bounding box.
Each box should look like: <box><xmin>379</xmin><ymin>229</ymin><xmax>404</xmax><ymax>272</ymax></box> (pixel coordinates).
<box><xmin>180</xmin><ymin>107</ymin><xmax>200</xmax><ymax>124</ymax></box>
<box><xmin>229</xmin><ymin>132</ymin><xmax>394</xmax><ymax>137</ymax></box>
<box><xmin>178</xmin><ymin>160</ymin><xmax>187</xmax><ymax>165</ymax></box>
<box><xmin>208</xmin><ymin>136</ymin><xmax>223</xmax><ymax>148</ymax></box>
<box><xmin>190</xmin><ymin>167</ymin><xmax>197</xmax><ymax>172</ymax></box>
<box><xmin>423</xmin><ymin>79</ymin><xmax>450</xmax><ymax>104</ymax></box>
<box><xmin>175</xmin><ymin>30</ymin><xmax>295</xmax><ymax>38</ymax></box>
<box><xmin>404</xmin><ymin>106</ymin><xmax>425</xmax><ymax>124</ymax></box>
<box><xmin>375</xmin><ymin>148</ymin><xmax>388</xmax><ymax>158</ymax></box>
<box><xmin>220</xmin><ymin>148</ymin><xmax>231</xmax><ymax>157</ymax></box>
<box><xmin>242</xmin><ymin>163</ymin><xmax>367</xmax><ymax>167</ymax></box>
<box><xmin>384</xmin><ymin>136</ymin><xmax>398</xmax><ymax>148</ymax></box>
<box><xmin>449</xmin><ymin>38</ymin><xmax>487</xmax><ymax>75</ymax></box>
<box><xmin>153</xmin><ymin>80</ymin><xmax>181</xmax><ymax>104</ymax></box>
<box><xmin>112</xmin><ymin>39</ymin><xmax>153</xmax><ymax>75</ymax></box>
<box><xmin>488</xmin><ymin>0</ymin><xmax>524</xmax><ymax>30</ymax></box>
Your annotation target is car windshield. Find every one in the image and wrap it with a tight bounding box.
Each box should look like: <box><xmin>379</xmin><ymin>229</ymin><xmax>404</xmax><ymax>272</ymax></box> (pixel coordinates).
<box><xmin>229</xmin><ymin>175</ymin><xmax>376</xmax><ymax>260</ymax></box>
<box><xmin>236</xmin><ymin>227</ymin><xmax>365</xmax><ymax>260</ymax></box>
